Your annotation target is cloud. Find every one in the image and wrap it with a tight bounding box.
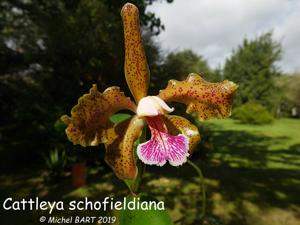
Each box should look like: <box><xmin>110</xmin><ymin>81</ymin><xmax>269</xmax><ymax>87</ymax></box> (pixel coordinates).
<box><xmin>148</xmin><ymin>0</ymin><xmax>300</xmax><ymax>72</ymax></box>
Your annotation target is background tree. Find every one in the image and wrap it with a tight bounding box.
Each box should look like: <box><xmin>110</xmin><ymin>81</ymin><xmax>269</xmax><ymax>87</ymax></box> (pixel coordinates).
<box><xmin>275</xmin><ymin>73</ymin><xmax>300</xmax><ymax>117</ymax></box>
<box><xmin>223</xmin><ymin>32</ymin><xmax>282</xmax><ymax>112</ymax></box>
<box><xmin>0</xmin><ymin>0</ymin><xmax>172</xmax><ymax>170</ymax></box>
<box><xmin>152</xmin><ymin>49</ymin><xmax>219</xmax><ymax>93</ymax></box>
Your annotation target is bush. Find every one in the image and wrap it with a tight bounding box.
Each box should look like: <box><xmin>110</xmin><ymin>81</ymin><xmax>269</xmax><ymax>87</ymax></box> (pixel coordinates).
<box><xmin>43</xmin><ymin>148</ymin><xmax>67</xmax><ymax>183</ymax></box>
<box><xmin>232</xmin><ymin>102</ymin><xmax>274</xmax><ymax>124</ymax></box>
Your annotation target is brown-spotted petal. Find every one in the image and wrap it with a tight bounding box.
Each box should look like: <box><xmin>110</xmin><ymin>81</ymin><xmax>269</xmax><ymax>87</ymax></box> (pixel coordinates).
<box><xmin>159</xmin><ymin>73</ymin><xmax>238</xmax><ymax>121</ymax></box>
<box><xmin>163</xmin><ymin>115</ymin><xmax>200</xmax><ymax>154</ymax></box>
<box><xmin>61</xmin><ymin>85</ymin><xmax>136</xmax><ymax>147</ymax></box>
<box><xmin>104</xmin><ymin>116</ymin><xmax>144</xmax><ymax>179</ymax></box>
<box><xmin>121</xmin><ymin>3</ymin><xmax>150</xmax><ymax>103</ymax></box>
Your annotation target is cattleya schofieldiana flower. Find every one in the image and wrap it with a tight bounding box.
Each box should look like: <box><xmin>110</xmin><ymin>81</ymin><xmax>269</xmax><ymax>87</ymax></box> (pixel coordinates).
<box><xmin>61</xmin><ymin>3</ymin><xmax>237</xmax><ymax>181</ymax></box>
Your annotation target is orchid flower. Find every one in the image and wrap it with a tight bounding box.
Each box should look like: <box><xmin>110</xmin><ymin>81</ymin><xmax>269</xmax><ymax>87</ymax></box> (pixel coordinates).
<box><xmin>61</xmin><ymin>3</ymin><xmax>237</xmax><ymax>180</ymax></box>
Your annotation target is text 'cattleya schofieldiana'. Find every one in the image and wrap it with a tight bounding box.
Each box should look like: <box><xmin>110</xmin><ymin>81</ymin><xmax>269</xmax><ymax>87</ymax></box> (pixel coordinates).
<box><xmin>61</xmin><ymin>3</ymin><xmax>238</xmax><ymax>180</ymax></box>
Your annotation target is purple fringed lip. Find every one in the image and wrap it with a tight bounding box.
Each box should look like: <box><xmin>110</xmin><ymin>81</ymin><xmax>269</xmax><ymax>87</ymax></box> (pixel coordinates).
<box><xmin>137</xmin><ymin>116</ymin><xmax>189</xmax><ymax>167</ymax></box>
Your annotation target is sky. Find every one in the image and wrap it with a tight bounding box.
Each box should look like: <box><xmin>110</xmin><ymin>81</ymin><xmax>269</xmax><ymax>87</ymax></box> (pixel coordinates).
<box><xmin>148</xmin><ymin>0</ymin><xmax>300</xmax><ymax>73</ymax></box>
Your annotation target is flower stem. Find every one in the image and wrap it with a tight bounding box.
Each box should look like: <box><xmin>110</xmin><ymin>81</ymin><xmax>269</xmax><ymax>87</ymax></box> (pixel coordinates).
<box><xmin>187</xmin><ymin>159</ymin><xmax>206</xmax><ymax>219</ymax></box>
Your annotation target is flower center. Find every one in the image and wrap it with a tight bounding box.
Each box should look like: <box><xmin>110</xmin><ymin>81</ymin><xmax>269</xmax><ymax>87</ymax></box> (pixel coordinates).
<box><xmin>136</xmin><ymin>96</ymin><xmax>174</xmax><ymax>118</ymax></box>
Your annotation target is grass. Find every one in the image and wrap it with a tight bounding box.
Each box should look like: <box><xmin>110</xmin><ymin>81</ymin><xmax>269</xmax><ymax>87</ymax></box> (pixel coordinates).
<box><xmin>207</xmin><ymin>118</ymin><xmax>299</xmax><ymax>149</ymax></box>
<box><xmin>194</xmin><ymin>118</ymin><xmax>300</xmax><ymax>225</ymax></box>
<box><xmin>0</xmin><ymin>118</ymin><xmax>300</xmax><ymax>225</ymax></box>
<box><xmin>203</xmin><ymin>118</ymin><xmax>300</xmax><ymax>169</ymax></box>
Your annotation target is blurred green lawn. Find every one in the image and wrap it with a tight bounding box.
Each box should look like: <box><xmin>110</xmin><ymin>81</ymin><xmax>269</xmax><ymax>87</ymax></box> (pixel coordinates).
<box><xmin>0</xmin><ymin>118</ymin><xmax>300</xmax><ymax>225</ymax></box>
<box><xmin>198</xmin><ymin>118</ymin><xmax>300</xmax><ymax>225</ymax></box>
<box><xmin>206</xmin><ymin>118</ymin><xmax>300</xmax><ymax>169</ymax></box>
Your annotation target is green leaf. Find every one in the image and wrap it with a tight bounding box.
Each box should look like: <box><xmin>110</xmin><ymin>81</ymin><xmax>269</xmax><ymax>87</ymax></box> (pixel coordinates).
<box><xmin>117</xmin><ymin>196</ymin><xmax>174</xmax><ymax>225</ymax></box>
<box><xmin>110</xmin><ymin>113</ymin><xmax>132</xmax><ymax>124</ymax></box>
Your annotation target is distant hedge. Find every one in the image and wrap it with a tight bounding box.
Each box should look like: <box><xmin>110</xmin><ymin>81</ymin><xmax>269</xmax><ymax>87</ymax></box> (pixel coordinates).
<box><xmin>232</xmin><ymin>102</ymin><xmax>274</xmax><ymax>125</ymax></box>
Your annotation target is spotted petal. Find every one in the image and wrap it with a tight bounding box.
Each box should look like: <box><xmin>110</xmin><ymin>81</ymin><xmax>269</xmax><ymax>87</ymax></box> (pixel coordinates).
<box><xmin>159</xmin><ymin>73</ymin><xmax>238</xmax><ymax>120</ymax></box>
<box><xmin>105</xmin><ymin>116</ymin><xmax>144</xmax><ymax>179</ymax></box>
<box><xmin>61</xmin><ymin>85</ymin><xmax>136</xmax><ymax>147</ymax></box>
<box><xmin>162</xmin><ymin>115</ymin><xmax>200</xmax><ymax>154</ymax></box>
<box><xmin>121</xmin><ymin>3</ymin><xmax>150</xmax><ymax>103</ymax></box>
